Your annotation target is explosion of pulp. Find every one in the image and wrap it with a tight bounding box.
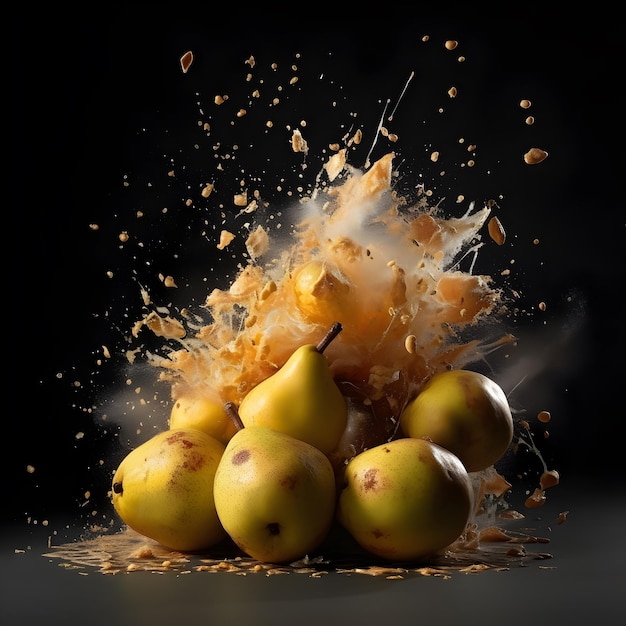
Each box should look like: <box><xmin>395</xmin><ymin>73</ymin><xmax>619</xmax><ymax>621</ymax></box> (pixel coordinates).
<box><xmin>133</xmin><ymin>148</ymin><xmax>515</xmax><ymax>470</ymax></box>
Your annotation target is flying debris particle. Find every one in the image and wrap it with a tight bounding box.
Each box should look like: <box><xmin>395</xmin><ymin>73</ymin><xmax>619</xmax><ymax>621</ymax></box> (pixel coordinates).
<box><xmin>245</xmin><ymin>225</ymin><xmax>270</xmax><ymax>260</ymax></box>
<box><xmin>180</xmin><ymin>51</ymin><xmax>193</xmax><ymax>73</ymax></box>
<box><xmin>540</xmin><ymin>470</ymin><xmax>560</xmax><ymax>490</ymax></box>
<box><xmin>140</xmin><ymin>286</ymin><xmax>151</xmax><ymax>305</ymax></box>
<box><xmin>324</xmin><ymin>149</ymin><xmax>347</xmax><ymax>182</ymax></box>
<box><xmin>404</xmin><ymin>335</ymin><xmax>417</xmax><ymax>354</ymax></box>
<box><xmin>234</xmin><ymin>192</ymin><xmax>248</xmax><ymax>207</ymax></box>
<box><xmin>525</xmin><ymin>488</ymin><xmax>547</xmax><ymax>508</ymax></box>
<box><xmin>201</xmin><ymin>183</ymin><xmax>214</xmax><ymax>198</ymax></box>
<box><xmin>235</xmin><ymin>200</ymin><xmax>259</xmax><ymax>218</ymax></box>
<box><xmin>291</xmin><ymin>129</ymin><xmax>308</xmax><ymax>154</ymax></box>
<box><xmin>524</xmin><ymin>148</ymin><xmax>549</xmax><ymax>164</ymax></box>
<box><xmin>143</xmin><ymin>312</ymin><xmax>186</xmax><ymax>339</ymax></box>
<box><xmin>537</xmin><ymin>410</ymin><xmax>551</xmax><ymax>423</ymax></box>
<box><xmin>445</xmin><ymin>40</ymin><xmax>458</xmax><ymax>50</ymax></box>
<box><xmin>488</xmin><ymin>216</ymin><xmax>506</xmax><ymax>245</ymax></box>
<box><xmin>380</xmin><ymin>127</ymin><xmax>398</xmax><ymax>142</ymax></box>
<box><xmin>217</xmin><ymin>230</ymin><xmax>236</xmax><ymax>250</ymax></box>
<box><xmin>520</xmin><ymin>99</ymin><xmax>532</xmax><ymax>109</ymax></box>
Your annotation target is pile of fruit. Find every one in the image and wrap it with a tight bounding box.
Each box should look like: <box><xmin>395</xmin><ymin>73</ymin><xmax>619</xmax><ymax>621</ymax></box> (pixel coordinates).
<box><xmin>111</xmin><ymin>321</ymin><xmax>517</xmax><ymax>564</ymax></box>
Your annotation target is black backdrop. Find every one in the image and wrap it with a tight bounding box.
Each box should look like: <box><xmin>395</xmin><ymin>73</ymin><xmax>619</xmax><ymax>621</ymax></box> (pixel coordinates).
<box><xmin>8</xmin><ymin>5</ymin><xmax>623</xmax><ymax>533</ymax></box>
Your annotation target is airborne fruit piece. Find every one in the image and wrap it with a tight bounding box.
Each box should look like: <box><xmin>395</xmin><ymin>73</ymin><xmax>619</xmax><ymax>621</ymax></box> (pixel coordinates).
<box><xmin>399</xmin><ymin>369</ymin><xmax>514</xmax><ymax>473</ymax></box>
<box><xmin>337</xmin><ymin>437</ymin><xmax>473</xmax><ymax>561</ymax></box>
<box><xmin>237</xmin><ymin>322</ymin><xmax>348</xmax><ymax>455</ymax></box>
<box><xmin>169</xmin><ymin>392</ymin><xmax>237</xmax><ymax>445</ymax></box>
<box><xmin>214</xmin><ymin>411</ymin><xmax>336</xmax><ymax>564</ymax></box>
<box><xmin>111</xmin><ymin>428</ymin><xmax>226</xmax><ymax>552</ymax></box>
<box><xmin>292</xmin><ymin>259</ymin><xmax>352</xmax><ymax>327</ymax></box>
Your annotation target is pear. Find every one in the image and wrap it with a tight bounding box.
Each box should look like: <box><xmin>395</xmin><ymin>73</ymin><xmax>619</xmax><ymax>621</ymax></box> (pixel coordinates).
<box><xmin>237</xmin><ymin>322</ymin><xmax>348</xmax><ymax>455</ymax></box>
<box><xmin>111</xmin><ymin>428</ymin><xmax>226</xmax><ymax>552</ymax></box>
<box><xmin>327</xmin><ymin>391</ymin><xmax>394</xmax><ymax>485</ymax></box>
<box><xmin>169</xmin><ymin>392</ymin><xmax>238</xmax><ymax>445</ymax></box>
<box><xmin>399</xmin><ymin>369</ymin><xmax>514</xmax><ymax>473</ymax></box>
<box><xmin>213</xmin><ymin>406</ymin><xmax>337</xmax><ymax>563</ymax></box>
<box><xmin>337</xmin><ymin>437</ymin><xmax>473</xmax><ymax>561</ymax></box>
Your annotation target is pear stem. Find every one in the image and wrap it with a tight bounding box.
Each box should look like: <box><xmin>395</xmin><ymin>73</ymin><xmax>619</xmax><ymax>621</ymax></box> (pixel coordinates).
<box><xmin>316</xmin><ymin>322</ymin><xmax>343</xmax><ymax>354</ymax></box>
<box><xmin>224</xmin><ymin>401</ymin><xmax>245</xmax><ymax>431</ymax></box>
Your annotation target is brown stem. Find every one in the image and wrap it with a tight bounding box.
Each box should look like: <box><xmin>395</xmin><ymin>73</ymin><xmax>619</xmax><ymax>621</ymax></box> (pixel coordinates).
<box><xmin>316</xmin><ymin>321</ymin><xmax>343</xmax><ymax>354</ymax></box>
<box><xmin>224</xmin><ymin>401</ymin><xmax>245</xmax><ymax>431</ymax></box>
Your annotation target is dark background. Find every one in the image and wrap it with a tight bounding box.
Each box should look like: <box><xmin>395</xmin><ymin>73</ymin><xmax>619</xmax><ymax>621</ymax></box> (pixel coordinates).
<box><xmin>8</xmin><ymin>5</ymin><xmax>623</xmax><ymax>535</ymax></box>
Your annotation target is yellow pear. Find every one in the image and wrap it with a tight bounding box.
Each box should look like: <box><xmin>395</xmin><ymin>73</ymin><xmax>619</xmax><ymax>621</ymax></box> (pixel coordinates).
<box><xmin>399</xmin><ymin>369</ymin><xmax>514</xmax><ymax>473</ymax></box>
<box><xmin>237</xmin><ymin>322</ymin><xmax>348</xmax><ymax>455</ymax></box>
<box><xmin>214</xmin><ymin>414</ymin><xmax>336</xmax><ymax>564</ymax></box>
<box><xmin>111</xmin><ymin>428</ymin><xmax>226</xmax><ymax>552</ymax></box>
<box><xmin>337</xmin><ymin>437</ymin><xmax>473</xmax><ymax>561</ymax></box>
<box><xmin>169</xmin><ymin>392</ymin><xmax>237</xmax><ymax>445</ymax></box>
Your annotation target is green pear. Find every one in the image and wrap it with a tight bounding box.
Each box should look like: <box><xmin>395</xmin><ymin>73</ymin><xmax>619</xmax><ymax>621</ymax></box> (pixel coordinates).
<box><xmin>337</xmin><ymin>437</ymin><xmax>473</xmax><ymax>561</ymax></box>
<box><xmin>213</xmin><ymin>418</ymin><xmax>337</xmax><ymax>563</ymax></box>
<box><xmin>399</xmin><ymin>369</ymin><xmax>514</xmax><ymax>473</ymax></box>
<box><xmin>169</xmin><ymin>392</ymin><xmax>238</xmax><ymax>445</ymax></box>
<box><xmin>237</xmin><ymin>322</ymin><xmax>348</xmax><ymax>455</ymax></box>
<box><xmin>111</xmin><ymin>428</ymin><xmax>226</xmax><ymax>552</ymax></box>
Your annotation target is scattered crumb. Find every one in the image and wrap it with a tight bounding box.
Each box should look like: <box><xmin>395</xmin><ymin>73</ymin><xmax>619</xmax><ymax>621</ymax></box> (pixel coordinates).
<box><xmin>180</xmin><ymin>51</ymin><xmax>193</xmax><ymax>74</ymax></box>
<box><xmin>524</xmin><ymin>148</ymin><xmax>549</xmax><ymax>164</ymax></box>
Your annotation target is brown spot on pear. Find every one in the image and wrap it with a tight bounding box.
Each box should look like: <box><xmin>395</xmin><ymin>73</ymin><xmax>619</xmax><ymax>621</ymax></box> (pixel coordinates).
<box><xmin>111</xmin><ymin>428</ymin><xmax>226</xmax><ymax>552</ymax></box>
<box><xmin>337</xmin><ymin>437</ymin><xmax>473</xmax><ymax>561</ymax></box>
<box><xmin>232</xmin><ymin>449</ymin><xmax>250</xmax><ymax>465</ymax></box>
<box><xmin>213</xmin><ymin>425</ymin><xmax>336</xmax><ymax>563</ymax></box>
